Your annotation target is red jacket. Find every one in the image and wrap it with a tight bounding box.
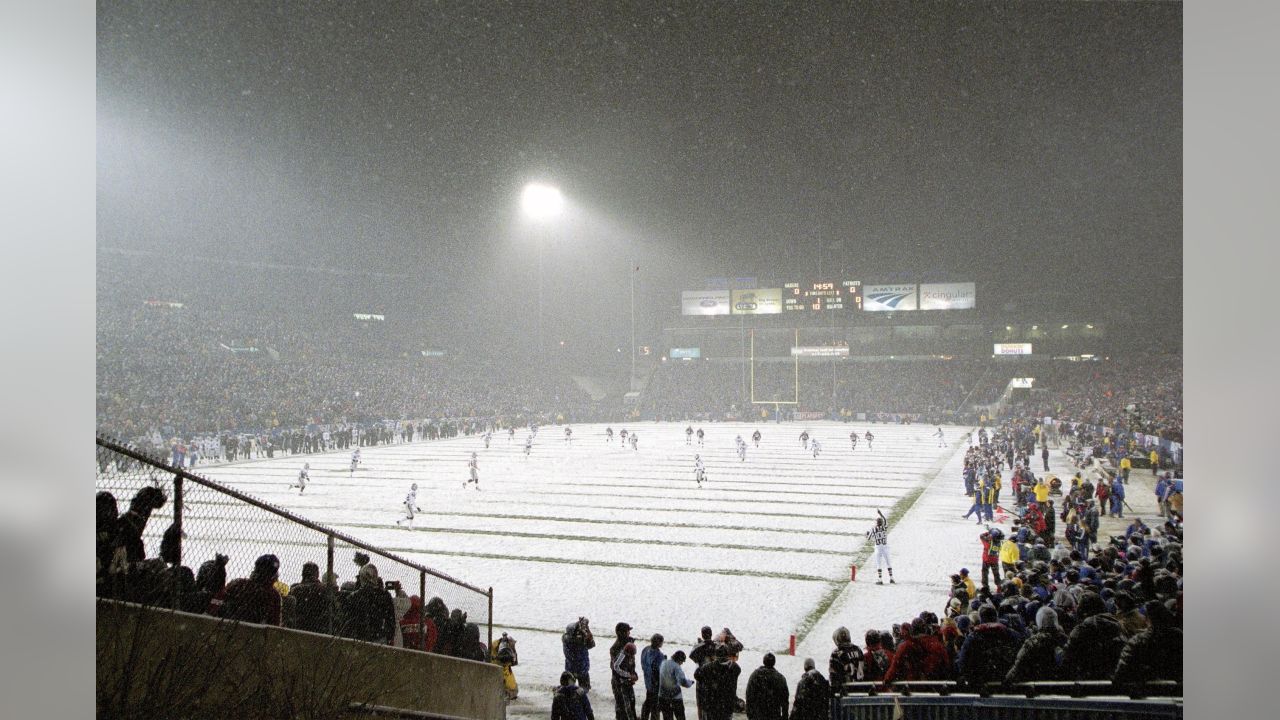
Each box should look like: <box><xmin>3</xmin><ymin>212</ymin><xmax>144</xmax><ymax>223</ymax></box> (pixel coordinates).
<box><xmin>980</xmin><ymin>537</ymin><xmax>999</xmax><ymax>566</ymax></box>
<box><xmin>399</xmin><ymin>601</ymin><xmax>439</xmax><ymax>652</ymax></box>
<box><xmin>208</xmin><ymin>578</ymin><xmax>281</xmax><ymax>626</ymax></box>
<box><xmin>883</xmin><ymin>634</ymin><xmax>951</xmax><ymax>684</ymax></box>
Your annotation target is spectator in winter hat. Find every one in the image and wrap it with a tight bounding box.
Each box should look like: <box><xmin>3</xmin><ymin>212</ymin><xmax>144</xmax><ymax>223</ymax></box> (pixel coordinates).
<box><xmin>291</xmin><ymin>561</ymin><xmax>338</xmax><ymax>635</ymax></box>
<box><xmin>955</xmin><ymin>605</ymin><xmax>1019</xmax><ymax>689</ymax></box>
<box><xmin>862</xmin><ymin>631</ymin><xmax>891</xmax><ymax>683</ymax></box>
<box><xmin>208</xmin><ymin>553</ymin><xmax>282</xmax><ymax>625</ymax></box>
<box><xmin>1006</xmin><ymin>606</ymin><xmax>1068</xmax><ymax>683</ymax></box>
<box><xmin>790</xmin><ymin>658</ymin><xmax>830</xmax><ymax>720</ymax></box>
<box><xmin>694</xmin><ymin>645</ymin><xmax>740</xmax><ymax>720</ymax></box>
<box><xmin>397</xmin><ymin>595</ymin><xmax>439</xmax><ymax>652</ymax></box>
<box><xmin>1060</xmin><ymin>592</ymin><xmax>1126</xmax><ymax>680</ymax></box>
<box><xmin>114</xmin><ymin>486</ymin><xmax>167</xmax><ymax>564</ymax></box>
<box><xmin>829</xmin><ymin>626</ymin><xmax>865</xmax><ymax>690</ymax></box>
<box><xmin>612</xmin><ymin>642</ymin><xmax>641</xmax><ymax>720</ymax></box>
<box><xmin>1112</xmin><ymin>600</ymin><xmax>1183</xmax><ymax>683</ymax></box>
<box><xmin>341</xmin><ymin>563</ymin><xmax>397</xmax><ymax>644</ymax></box>
<box><xmin>640</xmin><ymin>635</ymin><xmax>667</xmax><ymax>720</ymax></box>
<box><xmin>1113</xmin><ymin>592</ymin><xmax>1149</xmax><ymax>638</ymax></box>
<box><xmin>552</xmin><ymin>671</ymin><xmax>595</xmax><ymax>720</ymax></box>
<box><xmin>658</xmin><ymin>651</ymin><xmax>694</xmax><ymax>720</ymax></box>
<box><xmin>745</xmin><ymin>652</ymin><xmax>789</xmax><ymax>720</ymax></box>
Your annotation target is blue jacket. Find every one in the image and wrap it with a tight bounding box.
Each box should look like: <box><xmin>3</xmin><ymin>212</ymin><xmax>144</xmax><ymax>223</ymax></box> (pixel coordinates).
<box><xmin>563</xmin><ymin>624</ymin><xmax>594</xmax><ymax>674</ymax></box>
<box><xmin>640</xmin><ymin>646</ymin><xmax>666</xmax><ymax>693</ymax></box>
<box><xmin>658</xmin><ymin>658</ymin><xmax>694</xmax><ymax>700</ymax></box>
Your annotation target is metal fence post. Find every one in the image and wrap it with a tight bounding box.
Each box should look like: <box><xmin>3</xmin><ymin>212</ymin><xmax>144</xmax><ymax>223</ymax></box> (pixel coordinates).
<box><xmin>172</xmin><ymin>473</ymin><xmax>183</xmax><ymax>610</ymax></box>
<box><xmin>487</xmin><ymin>587</ymin><xmax>494</xmax><ymax>652</ymax></box>
<box><xmin>419</xmin><ymin>571</ymin><xmax>426</xmax><ymax>650</ymax></box>
<box><xmin>326</xmin><ymin>534</ymin><xmax>336</xmax><ymax>634</ymax></box>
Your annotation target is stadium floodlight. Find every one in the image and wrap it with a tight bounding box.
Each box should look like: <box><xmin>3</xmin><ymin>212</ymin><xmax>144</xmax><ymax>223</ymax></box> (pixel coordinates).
<box><xmin>521</xmin><ymin>182</ymin><xmax>564</xmax><ymax>221</ymax></box>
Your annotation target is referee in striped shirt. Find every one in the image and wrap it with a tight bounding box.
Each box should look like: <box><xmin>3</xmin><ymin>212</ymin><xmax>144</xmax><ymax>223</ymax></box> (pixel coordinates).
<box><xmin>866</xmin><ymin>510</ymin><xmax>895</xmax><ymax>584</ymax></box>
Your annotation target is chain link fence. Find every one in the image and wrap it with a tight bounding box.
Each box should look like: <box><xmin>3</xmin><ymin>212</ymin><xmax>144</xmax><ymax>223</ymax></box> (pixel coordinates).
<box><xmin>96</xmin><ymin>436</ymin><xmax>493</xmax><ymax>652</ymax></box>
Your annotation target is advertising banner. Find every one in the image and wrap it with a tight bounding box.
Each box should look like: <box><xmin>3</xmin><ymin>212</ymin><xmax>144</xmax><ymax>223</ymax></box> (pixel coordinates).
<box><xmin>669</xmin><ymin>347</ymin><xmax>701</xmax><ymax>359</ymax></box>
<box><xmin>862</xmin><ymin>284</ymin><xmax>918</xmax><ymax>311</ymax></box>
<box><xmin>353</xmin><ymin>313</ymin><xmax>386</xmax><ymax>321</ymax></box>
<box><xmin>791</xmin><ymin>346</ymin><xmax>850</xmax><ymax>357</ymax></box>
<box><xmin>681</xmin><ymin>290</ymin><xmax>731</xmax><ymax>316</ymax></box>
<box><xmin>731</xmin><ymin>288</ymin><xmax>783</xmax><ymax>315</ymax></box>
<box><xmin>919</xmin><ymin>282</ymin><xmax>976</xmax><ymax>310</ymax></box>
<box><xmin>994</xmin><ymin>343</ymin><xmax>1033</xmax><ymax>355</ymax></box>
<box><xmin>1010</xmin><ymin>377</ymin><xmax>1035</xmax><ymax>388</ymax></box>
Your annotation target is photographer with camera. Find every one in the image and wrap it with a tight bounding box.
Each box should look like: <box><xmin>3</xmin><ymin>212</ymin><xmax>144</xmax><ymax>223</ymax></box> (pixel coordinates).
<box><xmin>563</xmin><ymin>616</ymin><xmax>597</xmax><ymax>690</ymax></box>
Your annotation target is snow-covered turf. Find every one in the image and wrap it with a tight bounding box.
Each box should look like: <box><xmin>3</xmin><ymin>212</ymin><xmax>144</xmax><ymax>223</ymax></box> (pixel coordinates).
<box><xmin>157</xmin><ymin>421</ymin><xmax>994</xmax><ymax>716</ymax></box>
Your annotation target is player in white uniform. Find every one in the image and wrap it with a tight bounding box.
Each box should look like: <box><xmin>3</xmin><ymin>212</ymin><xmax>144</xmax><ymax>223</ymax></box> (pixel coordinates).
<box><xmin>811</xmin><ymin>438</ymin><xmax>822</xmax><ymax>458</ymax></box>
<box><xmin>866</xmin><ymin>510</ymin><xmax>895</xmax><ymax>584</ymax></box>
<box><xmin>524</xmin><ymin>434</ymin><xmax>533</xmax><ymax>457</ymax></box>
<box><xmin>289</xmin><ymin>463</ymin><xmax>310</xmax><ymax>494</ymax></box>
<box><xmin>508</xmin><ymin>427</ymin><xmax>515</xmax><ymax>442</ymax></box>
<box><xmin>484</xmin><ymin>431</ymin><xmax>492</xmax><ymax>449</ymax></box>
<box><xmin>350</xmin><ymin>448</ymin><xmax>361</xmax><ymax>476</ymax></box>
<box><xmin>396</xmin><ymin>483</ymin><xmax>422</xmax><ymax>526</ymax></box>
<box><xmin>464</xmin><ymin>452</ymin><xmax>480</xmax><ymax>489</ymax></box>
<box><xmin>736</xmin><ymin>436</ymin><xmax>747</xmax><ymax>462</ymax></box>
<box><xmin>629</xmin><ymin>433</ymin><xmax>638</xmax><ymax>451</ymax></box>
<box><xmin>934</xmin><ymin>427</ymin><xmax>945</xmax><ymax>448</ymax></box>
<box><xmin>694</xmin><ymin>454</ymin><xmax>706</xmax><ymax>487</ymax></box>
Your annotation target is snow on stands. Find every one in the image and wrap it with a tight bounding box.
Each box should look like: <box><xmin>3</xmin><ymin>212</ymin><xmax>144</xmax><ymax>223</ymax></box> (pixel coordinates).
<box><xmin>195</xmin><ymin>421</ymin><xmax>981</xmax><ymax>715</ymax></box>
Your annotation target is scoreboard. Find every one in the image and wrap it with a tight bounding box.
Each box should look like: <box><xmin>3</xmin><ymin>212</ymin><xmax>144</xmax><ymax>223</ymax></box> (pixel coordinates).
<box><xmin>783</xmin><ymin>280</ymin><xmax>863</xmax><ymax>312</ymax></box>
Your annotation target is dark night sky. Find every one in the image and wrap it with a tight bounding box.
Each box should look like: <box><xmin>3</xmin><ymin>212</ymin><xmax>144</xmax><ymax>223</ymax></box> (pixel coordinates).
<box><xmin>97</xmin><ymin>1</ymin><xmax>1181</xmax><ymax>351</ymax></box>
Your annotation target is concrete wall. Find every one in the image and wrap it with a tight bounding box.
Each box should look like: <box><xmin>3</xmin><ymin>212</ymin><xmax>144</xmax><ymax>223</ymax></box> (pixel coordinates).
<box><xmin>98</xmin><ymin>599</ymin><xmax>506</xmax><ymax>720</ymax></box>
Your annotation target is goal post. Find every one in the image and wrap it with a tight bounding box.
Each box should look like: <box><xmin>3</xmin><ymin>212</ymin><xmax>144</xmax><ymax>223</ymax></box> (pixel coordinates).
<box><xmin>749</xmin><ymin>328</ymin><xmax>800</xmax><ymax>406</ymax></box>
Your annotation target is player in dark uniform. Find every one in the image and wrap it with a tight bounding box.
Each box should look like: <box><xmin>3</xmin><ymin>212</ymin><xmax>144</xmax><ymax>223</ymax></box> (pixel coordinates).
<box><xmin>751</xmin><ymin>429</ymin><xmax>762</xmax><ymax>448</ymax></box>
<box><xmin>685</xmin><ymin>426</ymin><xmax>694</xmax><ymax>445</ymax></box>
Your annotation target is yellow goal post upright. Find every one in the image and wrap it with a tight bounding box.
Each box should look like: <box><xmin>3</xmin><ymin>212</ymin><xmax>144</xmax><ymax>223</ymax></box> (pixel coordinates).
<box><xmin>749</xmin><ymin>328</ymin><xmax>800</xmax><ymax>419</ymax></box>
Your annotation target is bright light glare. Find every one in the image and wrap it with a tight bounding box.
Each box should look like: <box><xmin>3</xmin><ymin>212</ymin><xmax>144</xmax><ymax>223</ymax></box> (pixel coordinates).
<box><xmin>521</xmin><ymin>183</ymin><xmax>564</xmax><ymax>220</ymax></box>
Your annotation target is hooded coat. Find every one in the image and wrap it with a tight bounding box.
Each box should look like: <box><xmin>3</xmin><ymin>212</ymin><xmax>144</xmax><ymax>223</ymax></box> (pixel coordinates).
<box><xmin>341</xmin><ymin>565</ymin><xmax>396</xmax><ymax>644</ymax></box>
<box><xmin>1112</xmin><ymin>626</ymin><xmax>1184</xmax><ymax>683</ymax></box>
<box><xmin>1005</xmin><ymin>609</ymin><xmax>1067</xmax><ymax>683</ymax></box>
<box><xmin>551</xmin><ymin>683</ymin><xmax>595</xmax><ymax>720</ymax></box>
<box><xmin>745</xmin><ymin>663</ymin><xmax>789</xmax><ymax>720</ymax></box>
<box><xmin>955</xmin><ymin>622</ymin><xmax>1021</xmax><ymax>688</ymax></box>
<box><xmin>790</xmin><ymin>669</ymin><xmax>830</xmax><ymax>720</ymax></box>
<box><xmin>827</xmin><ymin>628</ymin><xmax>865</xmax><ymax>689</ymax></box>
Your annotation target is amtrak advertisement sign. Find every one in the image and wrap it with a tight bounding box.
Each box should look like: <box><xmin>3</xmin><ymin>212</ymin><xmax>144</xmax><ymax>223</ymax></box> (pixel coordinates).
<box><xmin>681</xmin><ymin>290</ymin><xmax>731</xmax><ymax>315</ymax></box>
<box><xmin>862</xmin><ymin>284</ymin><xmax>918</xmax><ymax>311</ymax></box>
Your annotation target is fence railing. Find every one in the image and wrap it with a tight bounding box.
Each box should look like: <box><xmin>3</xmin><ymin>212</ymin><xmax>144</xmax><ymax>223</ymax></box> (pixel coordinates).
<box><xmin>834</xmin><ymin>682</ymin><xmax>1183</xmax><ymax>720</ymax></box>
<box><xmin>95</xmin><ymin>436</ymin><xmax>493</xmax><ymax>650</ymax></box>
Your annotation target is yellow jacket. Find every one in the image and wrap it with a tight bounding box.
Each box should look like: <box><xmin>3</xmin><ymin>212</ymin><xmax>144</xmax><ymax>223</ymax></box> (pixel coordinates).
<box><xmin>1120</xmin><ymin>457</ymin><xmax>1132</xmax><ymax>470</ymax></box>
<box><xmin>999</xmin><ymin>539</ymin><xmax>1020</xmax><ymax>565</ymax></box>
<box><xmin>962</xmin><ymin>576</ymin><xmax>976</xmax><ymax>599</ymax></box>
<box><xmin>1034</xmin><ymin>483</ymin><xmax>1050</xmax><ymax>503</ymax></box>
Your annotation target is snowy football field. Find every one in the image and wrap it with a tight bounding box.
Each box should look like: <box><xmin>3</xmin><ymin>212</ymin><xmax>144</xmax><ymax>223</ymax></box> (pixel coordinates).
<box><xmin>185</xmin><ymin>421</ymin><xmax>988</xmax><ymax>715</ymax></box>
